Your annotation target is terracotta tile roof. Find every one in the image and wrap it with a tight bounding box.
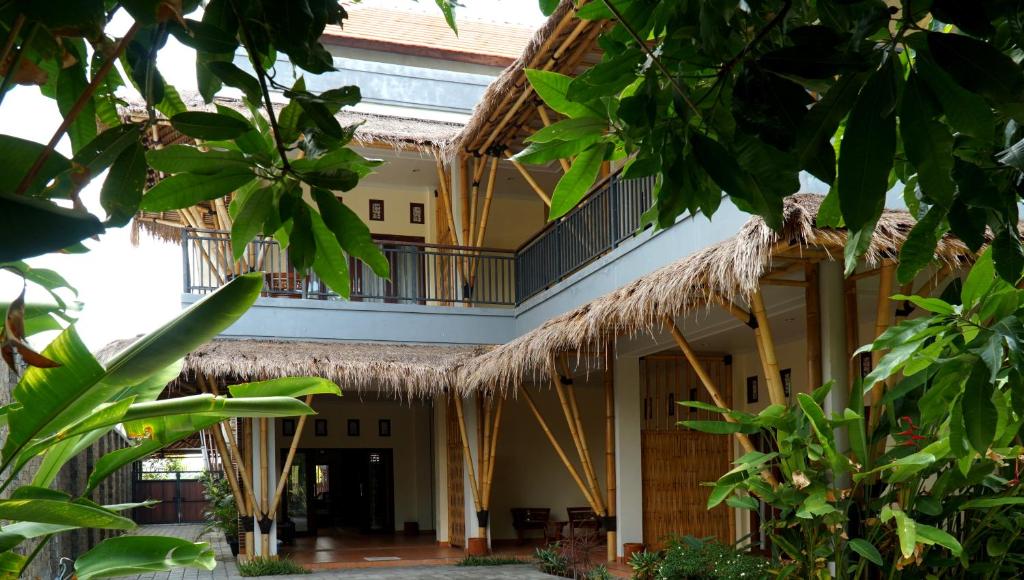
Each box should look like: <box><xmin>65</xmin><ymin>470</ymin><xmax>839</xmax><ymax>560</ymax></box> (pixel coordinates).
<box><xmin>323</xmin><ymin>3</ymin><xmax>536</xmax><ymax>67</ymax></box>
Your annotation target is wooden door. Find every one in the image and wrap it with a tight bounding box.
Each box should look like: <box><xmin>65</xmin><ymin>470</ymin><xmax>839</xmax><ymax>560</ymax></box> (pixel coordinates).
<box><xmin>640</xmin><ymin>354</ymin><xmax>734</xmax><ymax>548</ymax></box>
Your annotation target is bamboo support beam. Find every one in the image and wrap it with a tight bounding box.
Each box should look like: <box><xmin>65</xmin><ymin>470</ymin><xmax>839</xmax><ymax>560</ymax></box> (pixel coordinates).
<box><xmin>805</xmin><ymin>264</ymin><xmax>822</xmax><ymax>390</ymax></box>
<box><xmin>467</xmin><ymin>157</ymin><xmax>488</xmax><ymax>255</ymax></box>
<box><xmin>268</xmin><ymin>394</ymin><xmax>314</xmax><ymax>517</ymax></box>
<box><xmin>460</xmin><ymin>157</ymin><xmax>472</xmax><ymax>249</ymax></box>
<box><xmin>556</xmin><ymin>357</ymin><xmax>605</xmax><ymax>515</ymax></box>
<box><xmin>505</xmin><ymin>152</ymin><xmax>552</xmax><ymax>206</ymax></box>
<box><xmin>519</xmin><ymin>387</ymin><xmax>602</xmax><ymax>514</ymax></box>
<box><xmin>604</xmin><ymin>348</ymin><xmax>617</xmax><ymax>563</ymax></box>
<box><xmin>209</xmin><ymin>421</ymin><xmax>248</xmax><ymax>517</ymax></box>
<box><xmin>750</xmin><ymin>290</ymin><xmax>787</xmax><ymax>406</ymax></box>
<box><xmin>479</xmin><ymin>395</ymin><xmax>490</xmax><ymax>505</ymax></box>
<box><xmin>453</xmin><ymin>396</ymin><xmax>482</xmax><ymax>520</ymax></box>
<box><xmin>259</xmin><ymin>416</ymin><xmax>270</xmax><ymax>555</ymax></box>
<box><xmin>482</xmin><ymin>396</ymin><xmax>504</xmax><ymax>508</ymax></box>
<box><xmin>198</xmin><ymin>376</ymin><xmax>259</xmax><ymax>511</ymax></box>
<box><xmin>470</xmin><ymin>157</ymin><xmax>500</xmax><ymax>284</ymax></box>
<box><xmin>434</xmin><ymin>157</ymin><xmax>461</xmax><ymax>246</ymax></box>
<box><xmin>178</xmin><ymin>209</ymin><xmax>225</xmax><ymax>286</ymax></box>
<box><xmin>663</xmin><ymin>317</ymin><xmax>779</xmax><ymax>489</ymax></box>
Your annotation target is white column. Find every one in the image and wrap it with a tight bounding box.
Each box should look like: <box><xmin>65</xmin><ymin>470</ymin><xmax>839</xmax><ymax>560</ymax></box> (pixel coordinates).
<box><xmin>433</xmin><ymin>398</ymin><xmax>450</xmax><ymax>544</ymax></box>
<box><xmin>819</xmin><ymin>262</ymin><xmax>849</xmax><ymax>449</ymax></box>
<box><xmin>614</xmin><ymin>353</ymin><xmax>643</xmax><ymax>555</ymax></box>
<box><xmin>460</xmin><ymin>395</ymin><xmax>485</xmax><ymax>544</ymax></box>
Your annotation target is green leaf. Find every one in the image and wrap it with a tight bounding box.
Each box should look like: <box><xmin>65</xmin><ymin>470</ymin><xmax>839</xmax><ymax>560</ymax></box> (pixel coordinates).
<box><xmin>169</xmin><ymin>19</ymin><xmax>238</xmax><ymax>54</ymax></box>
<box><xmin>916</xmin><ymin>59</ymin><xmax>993</xmax><ymax>141</ymax></box>
<box><xmin>313</xmin><ymin>189</ymin><xmax>389</xmax><ymax>278</ymax></box>
<box><xmin>896</xmin><ymin>205</ymin><xmax>949</xmax><ymax>285</ymax></box>
<box><xmin>99</xmin><ymin>140</ymin><xmax>147</xmax><ymax>227</ymax></box>
<box><xmin>230</xmin><ymin>186</ymin><xmax>275</xmax><ymax>259</ymax></box>
<box><xmin>434</xmin><ymin>0</ymin><xmax>458</xmax><ymax>34</ymax></box>
<box><xmin>848</xmin><ymin>538</ymin><xmax>882</xmax><ymax>566</ymax></box>
<box><xmin>526</xmin><ymin>118</ymin><xmax>607</xmax><ymax>144</ymax></box>
<box><xmin>513</xmin><ymin>135</ymin><xmax>603</xmax><ymax>165</ymax></box>
<box><xmin>228</xmin><ymin>376</ymin><xmax>341</xmax><ymax>398</ymax></box>
<box><xmin>139</xmin><ymin>171</ymin><xmax>255</xmax><ymax>212</ymax></box>
<box><xmin>962</xmin><ymin>249</ymin><xmax>995</xmax><ymax>309</ymax></box>
<box><xmin>145</xmin><ymin>145</ymin><xmax>251</xmax><ymax>175</ymax></box>
<box><xmin>170</xmin><ymin>111</ymin><xmax>252</xmax><ymax>140</ymax></box>
<box><xmin>838</xmin><ymin>63</ymin><xmax>897</xmax><ymax>236</ymax></box>
<box><xmin>205</xmin><ymin>61</ymin><xmax>262</xmax><ymax>103</ymax></box>
<box><xmin>927</xmin><ymin>32</ymin><xmax>1024</xmax><ymax>103</ymax></box>
<box><xmin>56</xmin><ymin>47</ymin><xmax>97</xmax><ymax>154</ymax></box>
<box><xmin>900</xmin><ymin>73</ymin><xmax>955</xmax><ymax>208</ymax></box>
<box><xmin>706</xmin><ymin>481</ymin><xmax>737</xmax><ymax>509</ymax></box>
<box><xmin>0</xmin><ymin>194</ymin><xmax>104</xmax><ymax>262</ymax></box>
<box><xmin>122</xmin><ymin>394</ymin><xmax>314</xmax><ymax>422</ymax></box>
<box><xmin>959</xmin><ymin>497</ymin><xmax>1024</xmax><ymax>509</ymax></box>
<box><xmin>893</xmin><ymin>509</ymin><xmax>917</xmax><ymax>559</ymax></box>
<box><xmin>525</xmin><ymin>69</ymin><xmax>597</xmax><ymax>119</ymax></box>
<box><xmin>309</xmin><ymin>210</ymin><xmax>351</xmax><ymax>297</ymax></box>
<box><xmin>962</xmin><ymin>365</ymin><xmax>997</xmax><ymax>453</ymax></box>
<box><xmin>0</xmin><ymin>135</ymin><xmax>71</xmax><ymax>195</ymax></box>
<box><xmin>549</xmin><ymin>144</ymin><xmax>607</xmax><ymax>219</ymax></box>
<box><xmin>690</xmin><ymin>133</ymin><xmax>785</xmax><ymax>230</ymax></box>
<box><xmin>75</xmin><ymin>536</ymin><xmax>215</xmax><ymax>580</ymax></box>
<box><xmin>890</xmin><ymin>294</ymin><xmax>954</xmax><ymax>316</ymax></box>
<box><xmin>916</xmin><ymin>524</ymin><xmax>963</xmax><ymax>556</ymax></box>
<box><xmin>0</xmin><ymin>498</ymin><xmax>134</xmax><ymax>530</ymax></box>
<box><xmin>678</xmin><ymin>420</ymin><xmax>746</xmax><ymax>434</ymax></box>
<box><xmin>538</xmin><ymin>0</ymin><xmax>560</xmax><ymax>16</ymax></box>
<box><xmin>795</xmin><ymin>72</ymin><xmax>866</xmax><ymax>184</ymax></box>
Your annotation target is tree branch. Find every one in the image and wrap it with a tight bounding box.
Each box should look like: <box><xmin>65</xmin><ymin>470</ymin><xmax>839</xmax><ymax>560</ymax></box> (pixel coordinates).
<box><xmin>0</xmin><ymin>16</ymin><xmax>34</xmax><ymax>109</ymax></box>
<box><xmin>14</xmin><ymin>22</ymin><xmax>140</xmax><ymax>195</ymax></box>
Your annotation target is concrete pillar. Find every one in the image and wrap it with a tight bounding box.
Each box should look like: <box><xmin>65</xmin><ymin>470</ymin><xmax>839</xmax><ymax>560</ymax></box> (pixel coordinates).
<box><xmin>613</xmin><ymin>353</ymin><xmax>643</xmax><ymax>556</ymax></box>
<box><xmin>459</xmin><ymin>395</ymin><xmax>486</xmax><ymax>546</ymax></box>
<box><xmin>250</xmin><ymin>421</ymin><xmax>278</xmax><ymax>556</ymax></box>
<box><xmin>819</xmin><ymin>262</ymin><xmax>850</xmax><ymax>450</ymax></box>
<box><xmin>433</xmin><ymin>397</ymin><xmax>450</xmax><ymax>544</ymax></box>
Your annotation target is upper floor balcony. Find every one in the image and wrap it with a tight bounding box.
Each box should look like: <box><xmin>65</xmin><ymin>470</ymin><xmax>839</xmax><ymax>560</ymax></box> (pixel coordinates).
<box><xmin>182</xmin><ymin>174</ymin><xmax>654</xmax><ymax>308</ymax></box>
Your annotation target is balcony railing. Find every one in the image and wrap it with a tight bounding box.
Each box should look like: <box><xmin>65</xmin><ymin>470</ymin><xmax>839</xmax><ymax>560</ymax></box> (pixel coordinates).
<box><xmin>181</xmin><ymin>174</ymin><xmax>654</xmax><ymax>307</ymax></box>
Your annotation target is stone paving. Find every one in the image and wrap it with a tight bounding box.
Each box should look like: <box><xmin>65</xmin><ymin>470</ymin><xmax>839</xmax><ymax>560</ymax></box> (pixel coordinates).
<box><xmin>112</xmin><ymin>525</ymin><xmax>557</xmax><ymax>580</ymax></box>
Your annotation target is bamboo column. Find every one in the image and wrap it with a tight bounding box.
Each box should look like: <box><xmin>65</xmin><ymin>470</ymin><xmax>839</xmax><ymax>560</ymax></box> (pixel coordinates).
<box><xmin>603</xmin><ymin>348</ymin><xmax>617</xmax><ymax>563</ymax></box>
<box><xmin>505</xmin><ymin>151</ymin><xmax>552</xmax><ymax>206</ymax></box>
<box><xmin>750</xmin><ymin>290</ymin><xmax>787</xmax><ymax>406</ymax></box>
<box><xmin>805</xmin><ymin>264</ymin><xmax>822</xmax><ymax>390</ymax></box>
<box><xmin>663</xmin><ymin>316</ymin><xmax>780</xmax><ymax>488</ymax></box>
<box><xmin>267</xmin><ymin>394</ymin><xmax>315</xmax><ymax>517</ymax></box>
<box><xmin>552</xmin><ymin>358</ymin><xmax>605</xmax><ymax>515</ymax></box>
<box><xmin>869</xmin><ymin>261</ymin><xmax>895</xmax><ymax>431</ymax></box>
<box><xmin>453</xmin><ymin>395</ymin><xmax>484</xmax><ymax>538</ymax></box>
<box><xmin>470</xmin><ymin>157</ymin><xmax>500</xmax><ymax>286</ymax></box>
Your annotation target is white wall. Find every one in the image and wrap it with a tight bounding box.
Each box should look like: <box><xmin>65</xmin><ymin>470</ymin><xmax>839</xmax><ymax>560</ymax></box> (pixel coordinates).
<box><xmin>276</xmin><ymin>395</ymin><xmax>435</xmax><ymax>531</ymax></box>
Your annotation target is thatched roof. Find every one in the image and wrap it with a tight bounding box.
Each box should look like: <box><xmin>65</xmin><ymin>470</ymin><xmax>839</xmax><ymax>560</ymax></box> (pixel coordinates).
<box><xmin>462</xmin><ymin>194</ymin><xmax>975</xmax><ymax>390</ymax></box>
<box><xmin>448</xmin><ymin>1</ymin><xmax>606</xmax><ymax>157</ymax></box>
<box><xmin>100</xmin><ymin>337</ymin><xmax>492</xmax><ymax>399</ymax></box>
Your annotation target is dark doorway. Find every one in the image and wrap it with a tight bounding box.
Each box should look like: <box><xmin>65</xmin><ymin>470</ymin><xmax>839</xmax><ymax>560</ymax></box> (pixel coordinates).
<box><xmin>282</xmin><ymin>449</ymin><xmax>395</xmax><ymax>537</ymax></box>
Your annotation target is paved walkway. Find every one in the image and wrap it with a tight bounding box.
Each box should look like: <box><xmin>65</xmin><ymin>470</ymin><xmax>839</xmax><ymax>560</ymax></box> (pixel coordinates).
<box><xmin>112</xmin><ymin>525</ymin><xmax>556</xmax><ymax>580</ymax></box>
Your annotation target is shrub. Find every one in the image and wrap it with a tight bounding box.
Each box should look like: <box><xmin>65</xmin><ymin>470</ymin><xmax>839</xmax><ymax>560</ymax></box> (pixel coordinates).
<box><xmin>657</xmin><ymin>536</ymin><xmax>767</xmax><ymax>579</ymax></box>
<box><xmin>588</xmin><ymin>564</ymin><xmax>613</xmax><ymax>580</ymax></box>
<box><xmin>199</xmin><ymin>472</ymin><xmax>239</xmax><ymax>540</ymax></box>
<box><xmin>629</xmin><ymin>549</ymin><xmax>661</xmax><ymax>580</ymax></box>
<box><xmin>456</xmin><ymin>555</ymin><xmax>526</xmax><ymax>566</ymax></box>
<box><xmin>237</xmin><ymin>556</ymin><xmax>309</xmax><ymax>577</ymax></box>
<box><xmin>535</xmin><ymin>545</ymin><xmax>569</xmax><ymax>577</ymax></box>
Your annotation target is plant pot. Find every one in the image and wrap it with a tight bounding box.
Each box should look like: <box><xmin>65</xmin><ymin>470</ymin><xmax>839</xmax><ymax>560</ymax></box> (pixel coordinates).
<box><xmin>622</xmin><ymin>542</ymin><xmax>644</xmax><ymax>563</ymax></box>
<box><xmin>466</xmin><ymin>537</ymin><xmax>489</xmax><ymax>556</ymax></box>
<box><xmin>226</xmin><ymin>534</ymin><xmax>240</xmax><ymax>557</ymax></box>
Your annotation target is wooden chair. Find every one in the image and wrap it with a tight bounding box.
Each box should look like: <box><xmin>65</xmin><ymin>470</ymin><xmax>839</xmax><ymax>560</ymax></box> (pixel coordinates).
<box><xmin>511</xmin><ymin>507</ymin><xmax>551</xmax><ymax>544</ymax></box>
<box><xmin>566</xmin><ymin>506</ymin><xmax>600</xmax><ymax>543</ymax></box>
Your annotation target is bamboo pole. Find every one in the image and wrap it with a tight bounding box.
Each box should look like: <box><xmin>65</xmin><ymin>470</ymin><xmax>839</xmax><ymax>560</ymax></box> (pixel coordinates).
<box><xmin>259</xmin><ymin>416</ymin><xmax>270</xmax><ymax>556</ymax></box>
<box><xmin>550</xmin><ymin>359</ymin><xmax>606</xmax><ymax>515</ymax></box>
<box><xmin>519</xmin><ymin>387</ymin><xmax>602</xmax><ymax>513</ymax></box>
<box><xmin>505</xmin><ymin>151</ymin><xmax>552</xmax><ymax>206</ymax></box>
<box><xmin>482</xmin><ymin>396</ymin><xmax>504</xmax><ymax>508</ymax></box>
<box><xmin>178</xmin><ymin>209</ymin><xmax>225</xmax><ymax>286</ymax></box>
<box><xmin>663</xmin><ymin>317</ymin><xmax>779</xmax><ymax>488</ymax></box>
<box><xmin>536</xmin><ymin>105</ymin><xmax>571</xmax><ymax>173</ymax></box>
<box><xmin>209</xmin><ymin>417</ymin><xmax>248</xmax><ymax>517</ymax></box>
<box><xmin>604</xmin><ymin>348</ymin><xmax>617</xmax><ymax>563</ymax></box>
<box><xmin>198</xmin><ymin>376</ymin><xmax>259</xmax><ymax>511</ymax></box>
<box><xmin>869</xmin><ymin>261</ymin><xmax>895</xmax><ymax>430</ymax></box>
<box><xmin>434</xmin><ymin>157</ymin><xmax>461</xmax><ymax>246</ymax></box>
<box><xmin>750</xmin><ymin>290</ymin><xmax>787</xmax><ymax>406</ymax></box>
<box><xmin>453</xmin><ymin>396</ymin><xmax>483</xmax><ymax>534</ymax></box>
<box><xmin>268</xmin><ymin>394</ymin><xmax>314</xmax><ymax>517</ymax></box>
<box><xmin>468</xmin><ymin>156</ymin><xmax>488</xmax><ymax>255</ymax></box>
<box><xmin>479</xmin><ymin>394</ymin><xmax>490</xmax><ymax>506</ymax></box>
<box><xmin>557</xmin><ymin>357</ymin><xmax>605</xmax><ymax>515</ymax></box>
<box><xmin>805</xmin><ymin>264</ymin><xmax>822</xmax><ymax>390</ymax></box>
<box><xmin>471</xmin><ymin>156</ymin><xmax>500</xmax><ymax>284</ymax></box>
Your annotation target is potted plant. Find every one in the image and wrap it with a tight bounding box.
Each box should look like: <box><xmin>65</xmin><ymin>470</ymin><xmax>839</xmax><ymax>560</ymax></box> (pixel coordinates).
<box><xmin>200</xmin><ymin>472</ymin><xmax>240</xmax><ymax>556</ymax></box>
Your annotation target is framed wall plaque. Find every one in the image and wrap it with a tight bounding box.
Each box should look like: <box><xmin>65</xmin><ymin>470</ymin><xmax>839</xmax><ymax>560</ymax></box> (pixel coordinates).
<box><xmin>369</xmin><ymin>199</ymin><xmax>384</xmax><ymax>221</ymax></box>
<box><xmin>410</xmin><ymin>202</ymin><xmax>425</xmax><ymax>224</ymax></box>
<box><xmin>746</xmin><ymin>376</ymin><xmax>759</xmax><ymax>404</ymax></box>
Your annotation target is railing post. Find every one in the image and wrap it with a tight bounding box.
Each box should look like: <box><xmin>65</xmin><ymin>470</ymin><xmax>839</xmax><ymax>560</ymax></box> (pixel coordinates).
<box><xmin>609</xmin><ymin>176</ymin><xmax>620</xmax><ymax>248</ymax></box>
<box><xmin>181</xmin><ymin>229</ymin><xmax>191</xmax><ymax>294</ymax></box>
<box><xmin>175</xmin><ymin>471</ymin><xmax>183</xmax><ymax>523</ymax></box>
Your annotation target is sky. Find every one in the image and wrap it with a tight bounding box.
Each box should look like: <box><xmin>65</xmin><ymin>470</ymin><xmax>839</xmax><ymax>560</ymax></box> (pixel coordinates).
<box><xmin>0</xmin><ymin>1</ymin><xmax>545</xmax><ymax>352</ymax></box>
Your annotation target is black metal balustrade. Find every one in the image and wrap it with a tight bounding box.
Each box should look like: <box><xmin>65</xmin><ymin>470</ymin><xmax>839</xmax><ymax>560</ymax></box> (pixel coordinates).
<box><xmin>181</xmin><ymin>174</ymin><xmax>654</xmax><ymax>306</ymax></box>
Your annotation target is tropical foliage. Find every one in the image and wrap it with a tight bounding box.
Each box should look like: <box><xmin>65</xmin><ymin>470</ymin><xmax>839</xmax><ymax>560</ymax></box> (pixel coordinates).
<box><xmin>525</xmin><ymin>0</ymin><xmax>1024</xmax><ymax>283</ymax></box>
<box><xmin>686</xmin><ymin>250</ymin><xmax>1024</xmax><ymax>577</ymax></box>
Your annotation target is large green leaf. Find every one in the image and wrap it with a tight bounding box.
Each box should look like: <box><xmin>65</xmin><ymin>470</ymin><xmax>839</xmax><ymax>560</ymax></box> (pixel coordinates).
<box><xmin>526</xmin><ymin>118</ymin><xmax>607</xmax><ymax>144</ymax></box>
<box><xmin>313</xmin><ymin>189</ymin><xmax>389</xmax><ymax>278</ymax></box>
<box><xmin>139</xmin><ymin>170</ymin><xmax>255</xmax><ymax>212</ymax></box>
<box><xmin>170</xmin><ymin>111</ymin><xmax>252</xmax><ymax>140</ymax></box>
<box><xmin>848</xmin><ymin>538</ymin><xmax>882</xmax><ymax>566</ymax></box>
<box><xmin>122</xmin><ymin>394</ymin><xmax>314</xmax><ymax>423</ymax></box>
<box><xmin>513</xmin><ymin>135</ymin><xmax>603</xmax><ymax>165</ymax></box>
<box><xmin>310</xmin><ymin>210</ymin><xmax>351</xmax><ymax>297</ymax></box>
<box><xmin>0</xmin><ymin>498</ymin><xmax>134</xmax><ymax>530</ymax></box>
<box><xmin>690</xmin><ymin>133</ymin><xmax>784</xmax><ymax>230</ymax></box>
<box><xmin>434</xmin><ymin>0</ymin><xmax>458</xmax><ymax>33</ymax></box>
<box><xmin>205</xmin><ymin>61</ymin><xmax>262</xmax><ymax>103</ymax></box>
<box><xmin>525</xmin><ymin>69</ymin><xmax>597</xmax><ymax>119</ymax></box>
<box><xmin>794</xmin><ymin>72</ymin><xmax>866</xmax><ymax>184</ymax></box>
<box><xmin>0</xmin><ymin>135</ymin><xmax>71</xmax><ymax>195</ymax></box>
<box><xmin>0</xmin><ymin>195</ymin><xmax>104</xmax><ymax>262</ymax></box>
<box><xmin>896</xmin><ymin>205</ymin><xmax>948</xmax><ymax>285</ymax></box>
<box><xmin>916</xmin><ymin>59</ymin><xmax>993</xmax><ymax>141</ymax></box>
<box><xmin>961</xmin><ymin>365</ymin><xmax>997</xmax><ymax>453</ymax></box>
<box><xmin>230</xmin><ymin>185</ymin><xmax>275</xmax><ymax>259</ymax></box>
<box><xmin>549</xmin><ymin>144</ymin><xmax>608</xmax><ymax>220</ymax></box>
<box><xmin>145</xmin><ymin>145</ymin><xmax>252</xmax><ymax>175</ymax></box>
<box><xmin>56</xmin><ymin>45</ymin><xmax>97</xmax><ymax>154</ymax></box>
<box><xmin>99</xmin><ymin>140</ymin><xmax>147</xmax><ymax>227</ymax></box>
<box><xmin>837</xmin><ymin>64</ymin><xmax>897</xmax><ymax>236</ymax></box>
<box><xmin>75</xmin><ymin>536</ymin><xmax>215</xmax><ymax>580</ymax></box>
<box><xmin>900</xmin><ymin>73</ymin><xmax>954</xmax><ymax>209</ymax></box>
<box><xmin>229</xmin><ymin>376</ymin><xmax>341</xmax><ymax>398</ymax></box>
<box><xmin>927</xmin><ymin>32</ymin><xmax>1024</xmax><ymax>104</ymax></box>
